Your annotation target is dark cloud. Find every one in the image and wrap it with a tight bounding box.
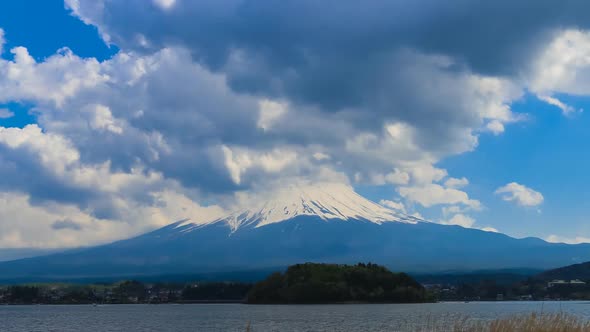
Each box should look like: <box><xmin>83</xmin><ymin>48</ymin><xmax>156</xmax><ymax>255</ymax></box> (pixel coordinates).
<box><xmin>69</xmin><ymin>0</ymin><xmax>590</xmax><ymax>109</ymax></box>
<box><xmin>24</xmin><ymin>31</ymin><xmax>515</xmax><ymax>198</ymax></box>
<box><xmin>0</xmin><ymin>0</ymin><xmax>580</xmax><ymax>217</ymax></box>
<box><xmin>0</xmin><ymin>142</ymin><xmax>98</xmax><ymax>208</ymax></box>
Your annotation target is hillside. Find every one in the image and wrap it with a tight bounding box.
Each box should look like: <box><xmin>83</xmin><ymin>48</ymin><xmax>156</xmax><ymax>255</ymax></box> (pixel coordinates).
<box><xmin>537</xmin><ymin>261</ymin><xmax>590</xmax><ymax>281</ymax></box>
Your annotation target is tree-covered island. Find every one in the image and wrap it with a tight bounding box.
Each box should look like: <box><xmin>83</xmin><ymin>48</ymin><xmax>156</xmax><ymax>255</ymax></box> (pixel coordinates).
<box><xmin>246</xmin><ymin>263</ymin><xmax>432</xmax><ymax>304</ymax></box>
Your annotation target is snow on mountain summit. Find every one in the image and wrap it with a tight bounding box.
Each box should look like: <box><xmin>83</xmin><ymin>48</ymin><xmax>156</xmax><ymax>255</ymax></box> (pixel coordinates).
<box><xmin>177</xmin><ymin>183</ymin><xmax>420</xmax><ymax>232</ymax></box>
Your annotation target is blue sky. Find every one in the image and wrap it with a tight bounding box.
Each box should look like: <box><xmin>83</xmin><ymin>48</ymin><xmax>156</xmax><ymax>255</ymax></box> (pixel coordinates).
<box><xmin>0</xmin><ymin>0</ymin><xmax>114</xmax><ymax>61</ymax></box>
<box><xmin>439</xmin><ymin>94</ymin><xmax>590</xmax><ymax>239</ymax></box>
<box><xmin>1</xmin><ymin>0</ymin><xmax>590</xmax><ymax>247</ymax></box>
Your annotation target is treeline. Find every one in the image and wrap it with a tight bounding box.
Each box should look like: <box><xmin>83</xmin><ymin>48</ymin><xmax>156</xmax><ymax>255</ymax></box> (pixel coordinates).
<box><xmin>0</xmin><ymin>281</ymin><xmax>252</xmax><ymax>304</ymax></box>
<box><xmin>431</xmin><ymin>277</ymin><xmax>590</xmax><ymax>301</ymax></box>
<box><xmin>15</xmin><ymin>263</ymin><xmax>586</xmax><ymax>304</ymax></box>
<box><xmin>246</xmin><ymin>263</ymin><xmax>432</xmax><ymax>304</ymax></box>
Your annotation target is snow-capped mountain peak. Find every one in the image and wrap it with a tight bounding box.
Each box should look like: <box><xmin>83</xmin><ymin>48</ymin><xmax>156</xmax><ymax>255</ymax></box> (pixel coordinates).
<box><xmin>177</xmin><ymin>183</ymin><xmax>419</xmax><ymax>232</ymax></box>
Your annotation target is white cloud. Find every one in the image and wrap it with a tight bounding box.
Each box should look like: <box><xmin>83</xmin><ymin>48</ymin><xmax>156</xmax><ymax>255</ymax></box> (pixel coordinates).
<box><xmin>537</xmin><ymin>95</ymin><xmax>581</xmax><ymax>115</ymax></box>
<box><xmin>472</xmin><ymin>76</ymin><xmax>525</xmax><ymax>134</ymax></box>
<box><xmin>0</xmin><ymin>108</ymin><xmax>13</xmax><ymax>119</ymax></box>
<box><xmin>0</xmin><ymin>124</ymin><xmax>80</xmax><ymax>175</ymax></box>
<box><xmin>312</xmin><ymin>152</ymin><xmax>330</xmax><ymax>161</ymax></box>
<box><xmin>0</xmin><ymin>190</ymin><xmax>224</xmax><ymax>248</ymax></box>
<box><xmin>442</xmin><ymin>205</ymin><xmax>463</xmax><ymax>215</ymax></box>
<box><xmin>222</xmin><ymin>145</ymin><xmax>299</xmax><ymax>185</ymax></box>
<box><xmin>486</xmin><ymin>120</ymin><xmax>505</xmax><ymax>135</ymax></box>
<box><xmin>398</xmin><ymin>183</ymin><xmax>481</xmax><ymax>209</ymax></box>
<box><xmin>379</xmin><ymin>199</ymin><xmax>406</xmax><ymax>213</ymax></box>
<box><xmin>0</xmin><ymin>46</ymin><xmax>107</xmax><ymax>107</ymax></box>
<box><xmin>495</xmin><ymin>182</ymin><xmax>544</xmax><ymax>207</ymax></box>
<box><xmin>481</xmin><ymin>227</ymin><xmax>499</xmax><ymax>233</ymax></box>
<box><xmin>257</xmin><ymin>149</ymin><xmax>298</xmax><ymax>173</ymax></box>
<box><xmin>407</xmin><ymin>164</ymin><xmax>448</xmax><ymax>185</ymax></box>
<box><xmin>440</xmin><ymin>214</ymin><xmax>476</xmax><ymax>228</ymax></box>
<box><xmin>370</xmin><ymin>168</ymin><xmax>410</xmax><ymax>186</ymax></box>
<box><xmin>440</xmin><ymin>214</ymin><xmax>498</xmax><ymax>232</ymax></box>
<box><xmin>444</xmin><ymin>177</ymin><xmax>469</xmax><ymax>189</ymax></box>
<box><xmin>257</xmin><ymin>99</ymin><xmax>287</xmax><ymax>131</ymax></box>
<box><xmin>222</xmin><ymin>145</ymin><xmax>246</xmax><ymax>185</ymax></box>
<box><xmin>546</xmin><ymin>235</ymin><xmax>590</xmax><ymax>244</ymax></box>
<box><xmin>386</xmin><ymin>169</ymin><xmax>411</xmax><ymax>185</ymax></box>
<box><xmin>531</xmin><ymin>30</ymin><xmax>590</xmax><ymax>97</ymax></box>
<box><xmin>0</xmin><ymin>119</ymin><xmax>226</xmax><ymax>248</ymax></box>
<box><xmin>88</xmin><ymin>104</ymin><xmax>124</xmax><ymax>134</ymax></box>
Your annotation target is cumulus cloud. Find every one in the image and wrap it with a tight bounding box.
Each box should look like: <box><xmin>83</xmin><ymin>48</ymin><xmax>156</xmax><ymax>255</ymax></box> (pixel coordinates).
<box><xmin>64</xmin><ymin>1</ymin><xmax>530</xmax><ymax>160</ymax></box>
<box><xmin>0</xmin><ymin>192</ymin><xmax>117</xmax><ymax>248</ymax></box>
<box><xmin>530</xmin><ymin>30</ymin><xmax>590</xmax><ymax>96</ymax></box>
<box><xmin>398</xmin><ymin>183</ymin><xmax>481</xmax><ymax>209</ymax></box>
<box><xmin>87</xmin><ymin>104</ymin><xmax>124</xmax><ymax>134</ymax></box>
<box><xmin>444</xmin><ymin>177</ymin><xmax>469</xmax><ymax>189</ymax></box>
<box><xmin>1</xmin><ymin>0</ymin><xmax>590</xmax><ymax>246</ymax></box>
<box><xmin>379</xmin><ymin>200</ymin><xmax>406</xmax><ymax>213</ymax></box>
<box><xmin>0</xmin><ymin>46</ymin><xmax>107</xmax><ymax>106</ymax></box>
<box><xmin>0</xmin><ymin>38</ymin><xmax>509</xmax><ymax>205</ymax></box>
<box><xmin>0</xmin><ymin>122</ymin><xmax>226</xmax><ymax>246</ymax></box>
<box><xmin>440</xmin><ymin>214</ymin><xmax>476</xmax><ymax>228</ymax></box>
<box><xmin>495</xmin><ymin>182</ymin><xmax>544</xmax><ymax>207</ymax></box>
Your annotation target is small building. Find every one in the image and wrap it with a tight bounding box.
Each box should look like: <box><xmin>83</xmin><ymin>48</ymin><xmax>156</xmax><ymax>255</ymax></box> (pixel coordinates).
<box><xmin>548</xmin><ymin>280</ymin><xmax>568</xmax><ymax>287</ymax></box>
<box><xmin>519</xmin><ymin>294</ymin><xmax>533</xmax><ymax>301</ymax></box>
<box><xmin>548</xmin><ymin>279</ymin><xmax>587</xmax><ymax>287</ymax></box>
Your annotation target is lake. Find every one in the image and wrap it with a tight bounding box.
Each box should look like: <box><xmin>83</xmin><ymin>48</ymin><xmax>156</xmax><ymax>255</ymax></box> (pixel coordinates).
<box><xmin>2</xmin><ymin>302</ymin><xmax>590</xmax><ymax>331</ymax></box>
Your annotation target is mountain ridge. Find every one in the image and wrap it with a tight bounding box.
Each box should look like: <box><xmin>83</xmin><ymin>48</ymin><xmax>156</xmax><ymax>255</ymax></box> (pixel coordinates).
<box><xmin>175</xmin><ymin>183</ymin><xmax>420</xmax><ymax>232</ymax></box>
<box><xmin>0</xmin><ymin>184</ymin><xmax>589</xmax><ymax>282</ymax></box>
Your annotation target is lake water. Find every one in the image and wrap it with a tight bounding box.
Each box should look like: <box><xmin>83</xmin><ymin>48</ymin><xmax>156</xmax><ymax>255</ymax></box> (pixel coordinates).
<box><xmin>2</xmin><ymin>302</ymin><xmax>590</xmax><ymax>332</ymax></box>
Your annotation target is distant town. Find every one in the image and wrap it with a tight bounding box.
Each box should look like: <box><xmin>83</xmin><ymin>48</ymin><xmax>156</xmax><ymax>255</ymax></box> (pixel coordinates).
<box><xmin>426</xmin><ymin>278</ymin><xmax>589</xmax><ymax>302</ymax></box>
<box><xmin>0</xmin><ymin>281</ymin><xmax>251</xmax><ymax>305</ymax></box>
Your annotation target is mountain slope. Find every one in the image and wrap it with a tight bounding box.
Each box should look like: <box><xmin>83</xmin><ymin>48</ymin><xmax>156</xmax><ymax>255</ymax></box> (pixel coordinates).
<box><xmin>1</xmin><ymin>184</ymin><xmax>589</xmax><ymax>282</ymax></box>
<box><xmin>181</xmin><ymin>183</ymin><xmax>420</xmax><ymax>232</ymax></box>
<box><xmin>536</xmin><ymin>261</ymin><xmax>590</xmax><ymax>281</ymax></box>
<box><xmin>0</xmin><ymin>248</ymin><xmax>63</xmax><ymax>262</ymax></box>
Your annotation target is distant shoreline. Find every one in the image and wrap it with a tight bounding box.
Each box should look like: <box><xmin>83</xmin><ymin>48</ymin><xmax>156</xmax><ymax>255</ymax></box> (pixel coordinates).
<box><xmin>3</xmin><ymin>300</ymin><xmax>588</xmax><ymax>306</ymax></box>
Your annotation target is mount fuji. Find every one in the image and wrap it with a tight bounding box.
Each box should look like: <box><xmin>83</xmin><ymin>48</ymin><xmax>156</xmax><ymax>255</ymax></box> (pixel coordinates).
<box><xmin>1</xmin><ymin>183</ymin><xmax>590</xmax><ymax>282</ymax></box>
